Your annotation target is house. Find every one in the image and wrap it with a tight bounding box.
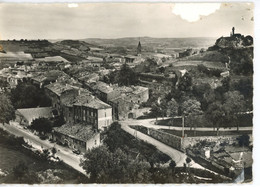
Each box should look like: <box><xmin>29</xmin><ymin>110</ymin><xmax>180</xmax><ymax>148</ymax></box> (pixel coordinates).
<box><xmin>90</xmin><ymin>81</ymin><xmax>121</xmax><ymax>102</ymax></box>
<box><xmin>124</xmin><ymin>55</ymin><xmax>138</xmax><ymax>63</ymax></box>
<box><xmin>53</xmin><ymin>123</ymin><xmax>100</xmax><ymax>152</ymax></box>
<box><xmin>30</xmin><ymin>73</ymin><xmax>47</xmax><ymax>88</ymax></box>
<box><xmin>72</xmin><ymin>93</ymin><xmax>113</xmax><ymax>130</ymax></box>
<box><xmin>220</xmin><ymin>71</ymin><xmax>230</xmax><ymax>77</ymax></box>
<box><xmin>109</xmin><ymin>85</ymin><xmax>149</xmax><ymax>120</ymax></box>
<box><xmin>61</xmin><ymin>90</ymin><xmax>113</xmax><ymax>131</ymax></box>
<box><xmin>44</xmin><ymin>82</ymin><xmax>78</xmax><ymax>114</ymax></box>
<box><xmin>15</xmin><ymin>107</ymin><xmax>53</xmax><ymax>126</ymax></box>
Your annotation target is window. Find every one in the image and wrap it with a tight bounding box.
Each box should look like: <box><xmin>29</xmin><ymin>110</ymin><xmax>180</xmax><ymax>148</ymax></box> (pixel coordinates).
<box><xmin>94</xmin><ymin>140</ymin><xmax>97</xmax><ymax>145</ymax></box>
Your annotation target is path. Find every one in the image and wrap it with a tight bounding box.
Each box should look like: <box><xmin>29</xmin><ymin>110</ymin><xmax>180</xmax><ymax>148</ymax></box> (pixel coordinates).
<box><xmin>123</xmin><ymin>118</ymin><xmax>252</xmax><ymax>131</ymax></box>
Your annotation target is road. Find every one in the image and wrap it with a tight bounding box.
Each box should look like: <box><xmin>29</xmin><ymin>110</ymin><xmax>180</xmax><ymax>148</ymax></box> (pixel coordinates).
<box><xmin>0</xmin><ymin>122</ymin><xmax>86</xmax><ymax>175</ymax></box>
<box><xmin>120</xmin><ymin>119</ymin><xmax>233</xmax><ymax>179</ymax></box>
<box><xmin>122</xmin><ymin>118</ymin><xmax>252</xmax><ymax>131</ymax></box>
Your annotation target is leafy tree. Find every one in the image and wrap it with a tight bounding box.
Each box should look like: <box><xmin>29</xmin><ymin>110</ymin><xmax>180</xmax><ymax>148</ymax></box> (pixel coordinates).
<box><xmin>169</xmin><ymin>160</ymin><xmax>177</xmax><ymax>174</ymax></box>
<box><xmin>0</xmin><ymin>94</ymin><xmax>15</xmax><ymax>125</ymax></box>
<box><xmin>205</xmin><ymin>101</ymin><xmax>223</xmax><ymax>135</ymax></box>
<box><xmin>11</xmin><ymin>82</ymin><xmax>51</xmax><ymax>109</ymax></box>
<box><xmin>30</xmin><ymin>117</ymin><xmax>53</xmax><ymax>135</ymax></box>
<box><xmin>150</xmin><ymin>102</ymin><xmax>161</xmax><ymax>121</ymax></box>
<box><xmin>237</xmin><ymin>134</ymin><xmax>250</xmax><ymax>147</ymax></box>
<box><xmin>116</xmin><ymin>64</ymin><xmax>139</xmax><ymax>86</ymax></box>
<box><xmin>0</xmin><ymin>78</ymin><xmax>8</xmax><ymax>89</ymax></box>
<box><xmin>166</xmin><ymin>98</ymin><xmax>179</xmax><ymax>117</ymax></box>
<box><xmin>80</xmin><ymin>145</ymin><xmax>152</xmax><ymax>183</ymax></box>
<box><xmin>192</xmin><ymin>83</ymin><xmax>211</xmax><ymax>101</ymax></box>
<box><xmin>51</xmin><ymin>147</ymin><xmax>57</xmax><ymax>156</ymax></box>
<box><xmin>13</xmin><ymin>161</ymin><xmax>28</xmax><ymax>179</ymax></box>
<box><xmin>178</xmin><ymin>73</ymin><xmax>192</xmax><ymax>91</ymax></box>
<box><xmin>222</xmin><ymin>91</ymin><xmax>246</xmax><ymax>131</ymax></box>
<box><xmin>221</xmin><ymin>76</ymin><xmax>231</xmax><ymax>93</ymax></box>
<box><xmin>182</xmin><ymin>99</ymin><xmax>203</xmax><ymax>135</ymax></box>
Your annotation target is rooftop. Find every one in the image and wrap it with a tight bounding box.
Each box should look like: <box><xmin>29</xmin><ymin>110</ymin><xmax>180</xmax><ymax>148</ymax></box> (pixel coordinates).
<box><xmin>16</xmin><ymin>107</ymin><xmax>53</xmax><ymax>123</ymax></box>
<box><xmin>45</xmin><ymin>82</ymin><xmax>76</xmax><ymax>96</ymax></box>
<box><xmin>73</xmin><ymin>93</ymin><xmax>111</xmax><ymax>109</ymax></box>
<box><xmin>92</xmin><ymin>81</ymin><xmax>115</xmax><ymax>94</ymax></box>
<box><xmin>35</xmin><ymin>56</ymin><xmax>69</xmax><ymax>63</ymax></box>
<box><xmin>53</xmin><ymin>123</ymin><xmax>97</xmax><ymax>142</ymax></box>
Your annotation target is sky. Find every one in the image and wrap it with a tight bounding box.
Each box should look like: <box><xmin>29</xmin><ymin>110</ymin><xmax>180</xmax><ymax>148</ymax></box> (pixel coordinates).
<box><xmin>0</xmin><ymin>2</ymin><xmax>254</xmax><ymax>40</ymax></box>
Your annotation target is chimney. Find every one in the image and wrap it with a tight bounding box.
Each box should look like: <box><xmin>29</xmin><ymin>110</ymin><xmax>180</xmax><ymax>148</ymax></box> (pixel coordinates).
<box><xmin>78</xmin><ymin>89</ymin><xmax>81</xmax><ymax>95</ymax></box>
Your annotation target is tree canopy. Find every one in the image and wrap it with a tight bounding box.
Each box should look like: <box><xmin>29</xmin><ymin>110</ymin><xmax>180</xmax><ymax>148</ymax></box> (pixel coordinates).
<box><xmin>116</xmin><ymin>64</ymin><xmax>139</xmax><ymax>86</ymax></box>
<box><xmin>80</xmin><ymin>145</ymin><xmax>152</xmax><ymax>183</ymax></box>
<box><xmin>11</xmin><ymin>81</ymin><xmax>51</xmax><ymax>109</ymax></box>
<box><xmin>30</xmin><ymin>117</ymin><xmax>53</xmax><ymax>134</ymax></box>
<box><xmin>0</xmin><ymin>94</ymin><xmax>15</xmax><ymax>124</ymax></box>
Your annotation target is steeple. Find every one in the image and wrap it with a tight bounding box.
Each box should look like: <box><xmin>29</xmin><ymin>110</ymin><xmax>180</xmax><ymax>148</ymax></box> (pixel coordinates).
<box><xmin>137</xmin><ymin>38</ymin><xmax>141</xmax><ymax>56</ymax></box>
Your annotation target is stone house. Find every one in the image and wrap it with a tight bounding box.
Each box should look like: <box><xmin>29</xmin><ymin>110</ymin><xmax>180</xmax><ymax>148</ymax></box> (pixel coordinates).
<box><xmin>90</xmin><ymin>81</ymin><xmax>121</xmax><ymax>102</ymax></box>
<box><xmin>53</xmin><ymin>123</ymin><xmax>100</xmax><ymax>152</ymax></box>
<box><xmin>109</xmin><ymin>85</ymin><xmax>149</xmax><ymax>120</ymax></box>
<box><xmin>44</xmin><ymin>82</ymin><xmax>79</xmax><ymax>115</ymax></box>
<box><xmin>62</xmin><ymin>92</ymin><xmax>113</xmax><ymax>131</ymax></box>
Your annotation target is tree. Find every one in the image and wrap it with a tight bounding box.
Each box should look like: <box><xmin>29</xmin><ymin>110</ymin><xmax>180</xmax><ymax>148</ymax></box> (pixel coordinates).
<box><xmin>222</xmin><ymin>91</ymin><xmax>246</xmax><ymax>131</ymax></box>
<box><xmin>13</xmin><ymin>161</ymin><xmax>28</xmax><ymax>179</ymax></box>
<box><xmin>182</xmin><ymin>99</ymin><xmax>203</xmax><ymax>135</ymax></box>
<box><xmin>237</xmin><ymin>135</ymin><xmax>250</xmax><ymax>147</ymax></box>
<box><xmin>0</xmin><ymin>94</ymin><xmax>15</xmax><ymax>125</ymax></box>
<box><xmin>192</xmin><ymin>83</ymin><xmax>211</xmax><ymax>101</ymax></box>
<box><xmin>51</xmin><ymin>147</ymin><xmax>57</xmax><ymax>156</ymax></box>
<box><xmin>116</xmin><ymin>64</ymin><xmax>139</xmax><ymax>86</ymax></box>
<box><xmin>205</xmin><ymin>101</ymin><xmax>223</xmax><ymax>135</ymax></box>
<box><xmin>80</xmin><ymin>145</ymin><xmax>151</xmax><ymax>183</ymax></box>
<box><xmin>185</xmin><ymin>157</ymin><xmax>192</xmax><ymax>174</ymax></box>
<box><xmin>178</xmin><ymin>73</ymin><xmax>192</xmax><ymax>91</ymax></box>
<box><xmin>11</xmin><ymin>81</ymin><xmax>51</xmax><ymax>109</ymax></box>
<box><xmin>166</xmin><ymin>98</ymin><xmax>179</xmax><ymax>117</ymax></box>
<box><xmin>169</xmin><ymin>160</ymin><xmax>177</xmax><ymax>174</ymax></box>
<box><xmin>30</xmin><ymin>117</ymin><xmax>52</xmax><ymax>135</ymax></box>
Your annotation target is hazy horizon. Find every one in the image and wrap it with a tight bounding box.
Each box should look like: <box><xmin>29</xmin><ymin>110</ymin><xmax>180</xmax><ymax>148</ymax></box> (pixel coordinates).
<box><xmin>0</xmin><ymin>3</ymin><xmax>254</xmax><ymax>40</ymax></box>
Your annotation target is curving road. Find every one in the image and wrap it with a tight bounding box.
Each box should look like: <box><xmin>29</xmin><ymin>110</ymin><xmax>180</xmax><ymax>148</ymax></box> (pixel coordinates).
<box><xmin>0</xmin><ymin>122</ymin><xmax>85</xmax><ymax>175</ymax></box>
<box><xmin>120</xmin><ymin>120</ymin><xmax>187</xmax><ymax>167</ymax></box>
<box><xmin>123</xmin><ymin>118</ymin><xmax>252</xmax><ymax>131</ymax></box>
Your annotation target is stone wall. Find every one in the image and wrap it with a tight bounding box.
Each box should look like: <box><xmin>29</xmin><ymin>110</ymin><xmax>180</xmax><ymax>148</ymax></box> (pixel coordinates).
<box><xmin>147</xmin><ymin>128</ymin><xmax>251</xmax><ymax>151</ymax></box>
<box><xmin>148</xmin><ymin>128</ymin><xmax>183</xmax><ymax>150</ymax></box>
<box><xmin>183</xmin><ymin>135</ymin><xmax>251</xmax><ymax>148</ymax></box>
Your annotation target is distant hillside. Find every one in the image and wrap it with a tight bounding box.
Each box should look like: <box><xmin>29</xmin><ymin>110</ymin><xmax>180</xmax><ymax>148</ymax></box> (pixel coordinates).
<box><xmin>0</xmin><ymin>40</ymin><xmax>53</xmax><ymax>52</ymax></box>
<box><xmin>83</xmin><ymin>37</ymin><xmax>216</xmax><ymax>50</ymax></box>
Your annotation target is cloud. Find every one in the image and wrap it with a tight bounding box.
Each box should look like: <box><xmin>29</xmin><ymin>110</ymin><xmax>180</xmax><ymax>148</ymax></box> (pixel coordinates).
<box><xmin>68</xmin><ymin>3</ymin><xmax>78</xmax><ymax>8</ymax></box>
<box><xmin>172</xmin><ymin>3</ymin><xmax>221</xmax><ymax>22</ymax></box>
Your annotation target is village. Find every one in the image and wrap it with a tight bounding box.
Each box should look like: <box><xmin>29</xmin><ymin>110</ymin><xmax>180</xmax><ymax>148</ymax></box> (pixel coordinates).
<box><xmin>0</xmin><ymin>26</ymin><xmax>253</xmax><ymax>183</ymax></box>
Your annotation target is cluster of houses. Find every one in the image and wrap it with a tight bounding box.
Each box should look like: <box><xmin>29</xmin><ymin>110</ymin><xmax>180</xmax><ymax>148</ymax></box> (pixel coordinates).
<box><xmin>0</xmin><ymin>46</ymin><xmax>150</xmax><ymax>153</ymax></box>
<box><xmin>0</xmin><ymin>39</ymin><xmax>191</xmax><ymax>153</ymax></box>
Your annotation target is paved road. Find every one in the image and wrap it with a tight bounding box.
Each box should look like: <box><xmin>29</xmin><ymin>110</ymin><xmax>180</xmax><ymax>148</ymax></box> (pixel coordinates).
<box><xmin>125</xmin><ymin>118</ymin><xmax>253</xmax><ymax>131</ymax></box>
<box><xmin>0</xmin><ymin>122</ymin><xmax>85</xmax><ymax>175</ymax></box>
<box><xmin>120</xmin><ymin>120</ymin><xmax>233</xmax><ymax>179</ymax></box>
<box><xmin>120</xmin><ymin>121</ymin><xmax>198</xmax><ymax>168</ymax></box>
